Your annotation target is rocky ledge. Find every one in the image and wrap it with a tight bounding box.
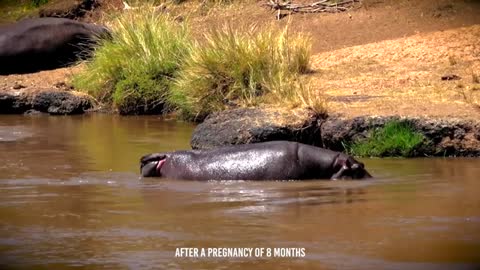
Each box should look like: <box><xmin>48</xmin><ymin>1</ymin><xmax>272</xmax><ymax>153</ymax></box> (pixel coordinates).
<box><xmin>39</xmin><ymin>0</ymin><xmax>99</xmax><ymax>19</ymax></box>
<box><xmin>321</xmin><ymin>115</ymin><xmax>480</xmax><ymax>157</ymax></box>
<box><xmin>0</xmin><ymin>90</ymin><xmax>94</xmax><ymax>115</ymax></box>
<box><xmin>191</xmin><ymin>108</ymin><xmax>480</xmax><ymax>157</ymax></box>
<box><xmin>191</xmin><ymin>108</ymin><xmax>322</xmax><ymax>150</ymax></box>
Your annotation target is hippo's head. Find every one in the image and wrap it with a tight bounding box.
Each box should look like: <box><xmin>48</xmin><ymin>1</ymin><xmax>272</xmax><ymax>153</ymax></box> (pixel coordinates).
<box><xmin>331</xmin><ymin>154</ymin><xmax>372</xmax><ymax>180</ymax></box>
<box><xmin>140</xmin><ymin>153</ymin><xmax>166</xmax><ymax>177</ymax></box>
<box><xmin>85</xmin><ymin>22</ymin><xmax>113</xmax><ymax>41</ymax></box>
<box><xmin>95</xmin><ymin>25</ymin><xmax>113</xmax><ymax>40</ymax></box>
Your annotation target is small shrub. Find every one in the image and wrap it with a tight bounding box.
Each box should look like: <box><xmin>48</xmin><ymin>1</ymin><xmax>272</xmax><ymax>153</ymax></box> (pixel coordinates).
<box><xmin>31</xmin><ymin>0</ymin><xmax>48</xmax><ymax>7</ymax></box>
<box><xmin>72</xmin><ymin>5</ymin><xmax>192</xmax><ymax>114</ymax></box>
<box><xmin>461</xmin><ymin>86</ymin><xmax>480</xmax><ymax>110</ymax></box>
<box><xmin>472</xmin><ymin>72</ymin><xmax>479</xmax><ymax>84</ymax></box>
<box><xmin>448</xmin><ymin>55</ymin><xmax>457</xmax><ymax>66</ymax></box>
<box><xmin>348</xmin><ymin>121</ymin><xmax>426</xmax><ymax>157</ymax></box>
<box><xmin>168</xmin><ymin>24</ymin><xmax>315</xmax><ymax>120</ymax></box>
<box><xmin>113</xmin><ymin>73</ymin><xmax>168</xmax><ymax>114</ymax></box>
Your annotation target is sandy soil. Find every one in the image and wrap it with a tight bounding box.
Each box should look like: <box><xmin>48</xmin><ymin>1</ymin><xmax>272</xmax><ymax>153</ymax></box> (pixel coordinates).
<box><xmin>0</xmin><ymin>66</ymin><xmax>81</xmax><ymax>94</ymax></box>
<box><xmin>1</xmin><ymin>0</ymin><xmax>479</xmax><ymax>118</ymax></box>
<box><xmin>310</xmin><ymin>24</ymin><xmax>480</xmax><ymax>119</ymax></box>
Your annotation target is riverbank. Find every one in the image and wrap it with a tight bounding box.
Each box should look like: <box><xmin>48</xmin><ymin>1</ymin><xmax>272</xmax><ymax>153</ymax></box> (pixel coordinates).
<box><xmin>191</xmin><ymin>107</ymin><xmax>480</xmax><ymax>157</ymax></box>
<box><xmin>0</xmin><ymin>67</ymin><xmax>94</xmax><ymax>114</ymax></box>
<box><xmin>1</xmin><ymin>0</ymin><xmax>479</xmax><ymax>155</ymax></box>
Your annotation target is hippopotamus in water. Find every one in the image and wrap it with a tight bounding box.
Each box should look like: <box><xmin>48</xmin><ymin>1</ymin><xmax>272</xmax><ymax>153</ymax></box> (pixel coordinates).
<box><xmin>0</xmin><ymin>17</ymin><xmax>111</xmax><ymax>75</ymax></box>
<box><xmin>140</xmin><ymin>141</ymin><xmax>372</xmax><ymax>180</ymax></box>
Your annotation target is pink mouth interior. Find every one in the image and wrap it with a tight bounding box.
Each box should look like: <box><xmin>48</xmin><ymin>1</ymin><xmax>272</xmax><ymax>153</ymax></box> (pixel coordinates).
<box><xmin>156</xmin><ymin>159</ymin><xmax>166</xmax><ymax>174</ymax></box>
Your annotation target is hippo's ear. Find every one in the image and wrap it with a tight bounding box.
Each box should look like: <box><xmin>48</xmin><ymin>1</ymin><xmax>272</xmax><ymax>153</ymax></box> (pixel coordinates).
<box><xmin>351</xmin><ymin>162</ymin><xmax>365</xmax><ymax>170</ymax></box>
<box><xmin>350</xmin><ymin>160</ymin><xmax>371</xmax><ymax>179</ymax></box>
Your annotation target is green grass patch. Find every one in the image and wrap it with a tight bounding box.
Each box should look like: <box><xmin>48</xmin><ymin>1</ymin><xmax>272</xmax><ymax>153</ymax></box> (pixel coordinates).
<box><xmin>0</xmin><ymin>0</ymin><xmax>48</xmax><ymax>8</ymax></box>
<box><xmin>30</xmin><ymin>0</ymin><xmax>49</xmax><ymax>7</ymax></box>
<box><xmin>348</xmin><ymin>121</ymin><xmax>426</xmax><ymax>157</ymax></box>
<box><xmin>168</xmin><ymin>24</ymin><xmax>319</xmax><ymax>120</ymax></box>
<box><xmin>0</xmin><ymin>0</ymin><xmax>48</xmax><ymax>24</ymax></box>
<box><xmin>72</xmin><ymin>5</ymin><xmax>192</xmax><ymax>114</ymax></box>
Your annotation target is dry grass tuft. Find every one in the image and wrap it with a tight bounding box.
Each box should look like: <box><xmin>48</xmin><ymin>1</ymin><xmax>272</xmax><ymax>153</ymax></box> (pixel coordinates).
<box><xmin>168</xmin><ymin>24</ymin><xmax>322</xmax><ymax>120</ymax></box>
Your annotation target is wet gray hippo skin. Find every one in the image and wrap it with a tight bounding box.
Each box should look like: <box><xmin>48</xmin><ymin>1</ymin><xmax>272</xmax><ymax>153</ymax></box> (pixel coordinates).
<box><xmin>140</xmin><ymin>141</ymin><xmax>372</xmax><ymax>180</ymax></box>
<box><xmin>0</xmin><ymin>17</ymin><xmax>111</xmax><ymax>75</ymax></box>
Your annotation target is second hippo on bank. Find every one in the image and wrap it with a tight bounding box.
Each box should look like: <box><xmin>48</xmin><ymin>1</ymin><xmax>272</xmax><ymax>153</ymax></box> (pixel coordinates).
<box><xmin>0</xmin><ymin>17</ymin><xmax>111</xmax><ymax>75</ymax></box>
<box><xmin>140</xmin><ymin>141</ymin><xmax>372</xmax><ymax>180</ymax></box>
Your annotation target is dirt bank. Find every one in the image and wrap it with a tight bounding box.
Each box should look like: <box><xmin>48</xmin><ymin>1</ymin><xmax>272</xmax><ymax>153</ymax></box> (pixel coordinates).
<box><xmin>1</xmin><ymin>0</ymin><xmax>479</xmax><ymax>117</ymax></box>
<box><xmin>311</xmin><ymin>24</ymin><xmax>480</xmax><ymax>119</ymax></box>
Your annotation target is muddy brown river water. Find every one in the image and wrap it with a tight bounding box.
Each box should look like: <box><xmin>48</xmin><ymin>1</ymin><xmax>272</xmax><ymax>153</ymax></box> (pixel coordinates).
<box><xmin>0</xmin><ymin>115</ymin><xmax>479</xmax><ymax>270</ymax></box>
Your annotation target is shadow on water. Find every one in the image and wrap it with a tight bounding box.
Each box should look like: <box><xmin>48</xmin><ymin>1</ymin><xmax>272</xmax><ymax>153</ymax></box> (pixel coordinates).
<box><xmin>0</xmin><ymin>115</ymin><xmax>480</xmax><ymax>269</ymax></box>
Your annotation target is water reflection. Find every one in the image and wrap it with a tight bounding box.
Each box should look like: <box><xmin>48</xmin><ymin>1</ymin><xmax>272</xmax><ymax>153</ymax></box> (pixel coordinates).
<box><xmin>0</xmin><ymin>115</ymin><xmax>480</xmax><ymax>269</ymax></box>
<box><xmin>0</xmin><ymin>115</ymin><xmax>194</xmax><ymax>179</ymax></box>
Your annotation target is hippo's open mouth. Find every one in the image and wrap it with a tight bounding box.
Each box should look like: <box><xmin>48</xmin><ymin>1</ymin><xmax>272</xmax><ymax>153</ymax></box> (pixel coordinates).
<box><xmin>141</xmin><ymin>158</ymin><xmax>166</xmax><ymax>177</ymax></box>
<box><xmin>156</xmin><ymin>159</ymin><xmax>166</xmax><ymax>174</ymax></box>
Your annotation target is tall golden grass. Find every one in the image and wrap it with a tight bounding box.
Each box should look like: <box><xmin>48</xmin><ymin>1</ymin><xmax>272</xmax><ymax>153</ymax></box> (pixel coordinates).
<box><xmin>73</xmin><ymin>5</ymin><xmax>325</xmax><ymax>117</ymax></box>
<box><xmin>168</xmin><ymin>24</ymin><xmax>323</xmax><ymax>120</ymax></box>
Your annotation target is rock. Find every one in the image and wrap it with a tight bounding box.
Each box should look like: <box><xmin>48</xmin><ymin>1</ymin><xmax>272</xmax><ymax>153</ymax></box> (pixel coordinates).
<box><xmin>191</xmin><ymin>107</ymin><xmax>323</xmax><ymax>150</ymax></box>
<box><xmin>39</xmin><ymin>0</ymin><xmax>98</xmax><ymax>19</ymax></box>
<box><xmin>441</xmin><ymin>74</ymin><xmax>461</xmax><ymax>81</ymax></box>
<box><xmin>320</xmin><ymin>115</ymin><xmax>389</xmax><ymax>151</ymax></box>
<box><xmin>321</xmin><ymin>115</ymin><xmax>480</xmax><ymax>157</ymax></box>
<box><xmin>24</xmin><ymin>109</ymin><xmax>44</xmax><ymax>115</ymax></box>
<box><xmin>192</xmin><ymin>109</ymin><xmax>480</xmax><ymax>157</ymax></box>
<box><xmin>0</xmin><ymin>92</ymin><xmax>31</xmax><ymax>114</ymax></box>
<box><xmin>12</xmin><ymin>83</ymin><xmax>26</xmax><ymax>90</ymax></box>
<box><xmin>32</xmin><ymin>91</ymin><xmax>94</xmax><ymax>115</ymax></box>
<box><xmin>0</xmin><ymin>90</ymin><xmax>94</xmax><ymax>115</ymax></box>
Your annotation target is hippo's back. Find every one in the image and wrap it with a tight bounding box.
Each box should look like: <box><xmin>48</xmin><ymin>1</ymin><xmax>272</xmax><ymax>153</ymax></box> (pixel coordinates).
<box><xmin>163</xmin><ymin>141</ymin><xmax>302</xmax><ymax>180</ymax></box>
